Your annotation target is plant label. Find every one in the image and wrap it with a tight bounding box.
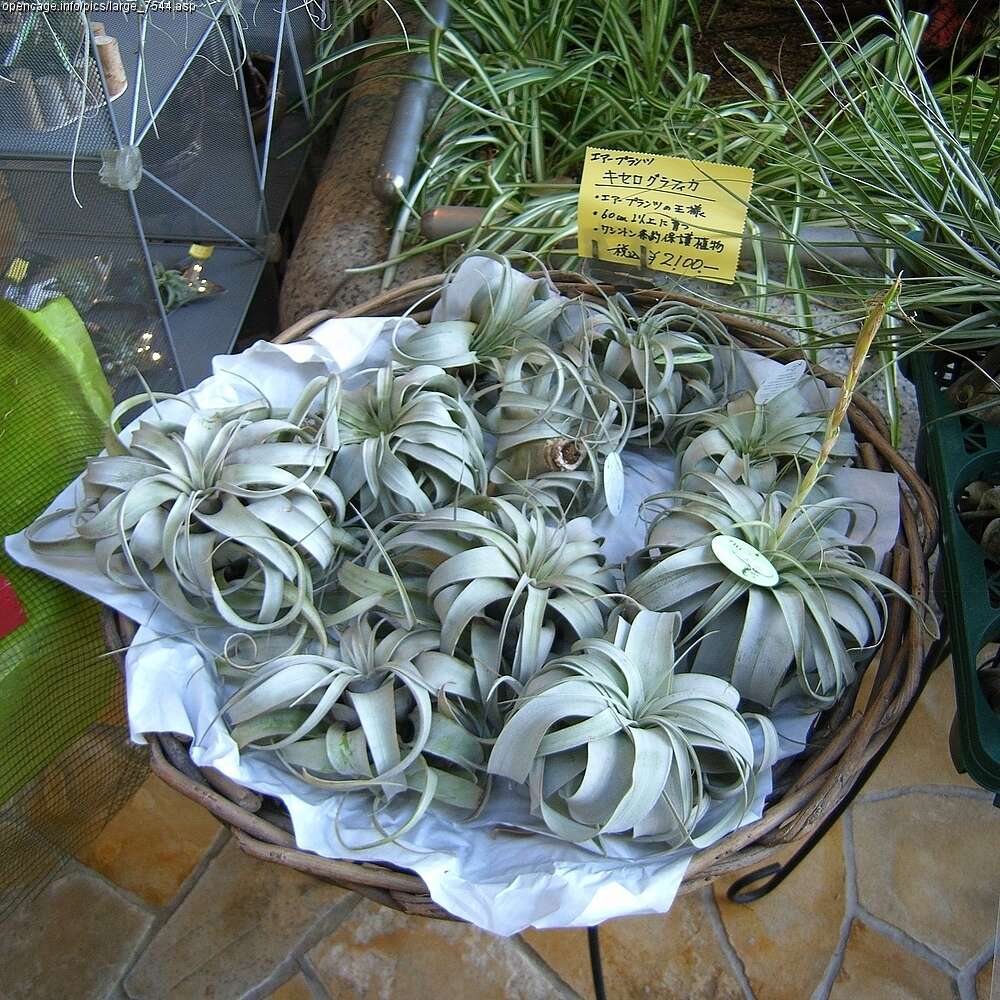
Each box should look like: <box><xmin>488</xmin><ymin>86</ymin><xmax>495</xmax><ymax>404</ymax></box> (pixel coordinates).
<box><xmin>754</xmin><ymin>360</ymin><xmax>809</xmax><ymax>404</ymax></box>
<box><xmin>711</xmin><ymin>535</ymin><xmax>780</xmax><ymax>587</ymax></box>
<box><xmin>577</xmin><ymin>147</ymin><xmax>754</xmax><ymax>283</ymax></box>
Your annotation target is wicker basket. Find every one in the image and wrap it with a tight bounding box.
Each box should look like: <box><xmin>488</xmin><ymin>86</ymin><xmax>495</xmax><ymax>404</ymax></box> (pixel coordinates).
<box><xmin>104</xmin><ymin>272</ymin><xmax>938</xmax><ymax>921</ymax></box>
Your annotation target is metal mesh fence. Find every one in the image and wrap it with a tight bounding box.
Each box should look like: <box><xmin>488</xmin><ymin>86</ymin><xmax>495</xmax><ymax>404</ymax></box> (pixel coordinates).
<box><xmin>137</xmin><ymin>30</ymin><xmax>265</xmax><ymax>243</ymax></box>
<box><xmin>0</xmin><ymin>13</ymin><xmax>114</xmax><ymax>157</ymax></box>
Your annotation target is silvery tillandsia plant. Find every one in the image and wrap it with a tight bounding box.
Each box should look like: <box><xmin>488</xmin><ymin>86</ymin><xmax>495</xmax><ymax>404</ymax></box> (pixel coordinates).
<box><xmin>339</xmin><ymin>497</ymin><xmax>617</xmax><ymax>704</ymax></box>
<box><xmin>625</xmin><ymin>473</ymin><xmax>911</xmax><ymax>710</ymax></box>
<box><xmin>675</xmin><ymin>360</ymin><xmax>856</xmax><ymax>492</ymax></box>
<box><xmin>563</xmin><ymin>295</ymin><xmax>722</xmax><ymax>447</ymax></box>
<box><xmin>488</xmin><ymin>344</ymin><xmax>632</xmax><ymax>517</ymax></box>
<box><xmin>627</xmin><ymin>279</ymin><xmax>929</xmax><ymax>710</ymax></box>
<box><xmin>224</xmin><ymin>613</ymin><xmax>486</xmax><ymax>837</ymax></box>
<box><xmin>488</xmin><ymin>608</ymin><xmax>777</xmax><ymax>846</ymax></box>
<box><xmin>392</xmin><ymin>254</ymin><xmax>566</xmax><ymax>376</ymax></box>
<box><xmin>331</xmin><ymin>364</ymin><xmax>487</xmax><ymax>519</ymax></box>
<box><xmin>28</xmin><ymin>378</ymin><xmax>354</xmax><ymax>645</ymax></box>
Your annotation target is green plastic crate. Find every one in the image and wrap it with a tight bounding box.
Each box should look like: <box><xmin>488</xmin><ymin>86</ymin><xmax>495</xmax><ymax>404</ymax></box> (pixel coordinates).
<box><xmin>910</xmin><ymin>351</ymin><xmax>1000</xmax><ymax>795</ymax></box>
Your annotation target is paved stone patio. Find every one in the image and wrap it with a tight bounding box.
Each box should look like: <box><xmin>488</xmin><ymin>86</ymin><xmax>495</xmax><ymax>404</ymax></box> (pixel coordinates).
<box><xmin>2</xmin><ymin>661</ymin><xmax>997</xmax><ymax>999</ymax></box>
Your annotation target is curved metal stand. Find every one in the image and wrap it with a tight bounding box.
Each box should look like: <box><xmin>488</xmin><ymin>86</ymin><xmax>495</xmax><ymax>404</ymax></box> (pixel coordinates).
<box><xmin>587</xmin><ymin>926</ymin><xmax>607</xmax><ymax>1000</ymax></box>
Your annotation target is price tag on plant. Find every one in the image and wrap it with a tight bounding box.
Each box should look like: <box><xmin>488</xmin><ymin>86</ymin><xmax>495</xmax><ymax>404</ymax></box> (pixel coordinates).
<box><xmin>577</xmin><ymin>147</ymin><xmax>754</xmax><ymax>283</ymax></box>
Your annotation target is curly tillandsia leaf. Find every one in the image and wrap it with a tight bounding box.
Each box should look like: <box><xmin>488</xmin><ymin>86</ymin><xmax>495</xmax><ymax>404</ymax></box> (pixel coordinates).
<box><xmin>341</xmin><ymin>497</ymin><xmax>617</xmax><ymax>701</ymax></box>
<box><xmin>28</xmin><ymin>378</ymin><xmax>355</xmax><ymax>645</ymax></box>
<box><xmin>331</xmin><ymin>364</ymin><xmax>488</xmax><ymax>519</ymax></box>
<box><xmin>675</xmin><ymin>364</ymin><xmax>856</xmax><ymax>492</ymax></box>
<box><xmin>487</xmin><ymin>344</ymin><xmax>631</xmax><ymax>516</ymax></box>
<box><xmin>564</xmin><ymin>295</ymin><xmax>724</xmax><ymax>447</ymax></box>
<box><xmin>226</xmin><ymin>614</ymin><xmax>485</xmax><ymax>827</ymax></box>
<box><xmin>488</xmin><ymin>608</ymin><xmax>776</xmax><ymax>847</ymax></box>
<box><xmin>393</xmin><ymin>254</ymin><xmax>567</xmax><ymax>376</ymax></box>
<box><xmin>625</xmin><ymin>472</ymin><xmax>921</xmax><ymax>711</ymax></box>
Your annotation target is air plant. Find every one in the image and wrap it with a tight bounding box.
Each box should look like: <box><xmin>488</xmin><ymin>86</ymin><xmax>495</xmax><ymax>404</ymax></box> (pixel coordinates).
<box><xmin>224</xmin><ymin>614</ymin><xmax>485</xmax><ymax>834</ymax></box>
<box><xmin>675</xmin><ymin>362</ymin><xmax>855</xmax><ymax>491</ymax></box>
<box><xmin>625</xmin><ymin>472</ymin><xmax>915</xmax><ymax>710</ymax></box>
<box><xmin>627</xmin><ymin>283</ymin><xmax>920</xmax><ymax>710</ymax></box>
<box><xmin>331</xmin><ymin>364</ymin><xmax>487</xmax><ymax>519</ymax></box>
<box><xmin>392</xmin><ymin>254</ymin><xmax>566</xmax><ymax>375</ymax></box>
<box><xmin>488</xmin><ymin>608</ymin><xmax>776</xmax><ymax>846</ymax></box>
<box><xmin>28</xmin><ymin>378</ymin><xmax>354</xmax><ymax>644</ymax></box>
<box><xmin>340</xmin><ymin>497</ymin><xmax>617</xmax><ymax>700</ymax></box>
<box><xmin>563</xmin><ymin>295</ymin><xmax>722</xmax><ymax>447</ymax></box>
<box><xmin>487</xmin><ymin>343</ymin><xmax>631</xmax><ymax>516</ymax></box>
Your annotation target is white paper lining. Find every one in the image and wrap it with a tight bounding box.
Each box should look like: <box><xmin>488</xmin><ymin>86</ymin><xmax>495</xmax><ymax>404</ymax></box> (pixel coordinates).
<box><xmin>5</xmin><ymin>257</ymin><xmax>899</xmax><ymax>934</ymax></box>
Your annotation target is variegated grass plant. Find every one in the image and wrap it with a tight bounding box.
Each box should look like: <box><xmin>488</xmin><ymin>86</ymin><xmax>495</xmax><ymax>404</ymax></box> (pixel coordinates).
<box><xmin>563</xmin><ymin>295</ymin><xmax>723</xmax><ymax>447</ymax></box>
<box><xmin>29</xmin><ymin>378</ymin><xmax>354</xmax><ymax>646</ymax></box>
<box><xmin>223</xmin><ymin>613</ymin><xmax>485</xmax><ymax>839</ymax></box>
<box><xmin>488</xmin><ymin>608</ymin><xmax>777</xmax><ymax>845</ymax></box>
<box><xmin>331</xmin><ymin>364</ymin><xmax>487</xmax><ymax>519</ymax></box>
<box><xmin>338</xmin><ymin>497</ymin><xmax>616</xmax><ymax>720</ymax></box>
<box><xmin>625</xmin><ymin>471</ymin><xmax>916</xmax><ymax>710</ymax></box>
<box><xmin>675</xmin><ymin>363</ymin><xmax>855</xmax><ymax>492</ymax></box>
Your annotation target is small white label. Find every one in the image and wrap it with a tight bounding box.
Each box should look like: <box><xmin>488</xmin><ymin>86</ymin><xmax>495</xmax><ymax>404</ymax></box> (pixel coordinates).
<box><xmin>754</xmin><ymin>360</ymin><xmax>808</xmax><ymax>405</ymax></box>
<box><xmin>712</xmin><ymin>535</ymin><xmax>780</xmax><ymax>587</ymax></box>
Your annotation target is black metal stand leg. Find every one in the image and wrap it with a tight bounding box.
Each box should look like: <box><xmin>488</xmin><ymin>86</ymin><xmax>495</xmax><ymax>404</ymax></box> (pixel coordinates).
<box><xmin>587</xmin><ymin>926</ymin><xmax>607</xmax><ymax>1000</ymax></box>
<box><xmin>727</xmin><ymin>636</ymin><xmax>950</xmax><ymax>904</ymax></box>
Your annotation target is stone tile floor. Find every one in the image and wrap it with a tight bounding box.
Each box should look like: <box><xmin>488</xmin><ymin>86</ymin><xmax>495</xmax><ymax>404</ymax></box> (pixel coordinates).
<box><xmin>2</xmin><ymin>663</ymin><xmax>998</xmax><ymax>1000</ymax></box>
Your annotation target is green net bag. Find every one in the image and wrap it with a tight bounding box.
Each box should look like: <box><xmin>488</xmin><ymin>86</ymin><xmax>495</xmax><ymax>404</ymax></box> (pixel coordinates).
<box><xmin>0</xmin><ymin>295</ymin><xmax>146</xmax><ymax>919</ymax></box>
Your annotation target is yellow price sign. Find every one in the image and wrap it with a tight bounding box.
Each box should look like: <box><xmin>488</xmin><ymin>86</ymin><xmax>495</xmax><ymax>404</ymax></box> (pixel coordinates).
<box><xmin>577</xmin><ymin>147</ymin><xmax>754</xmax><ymax>284</ymax></box>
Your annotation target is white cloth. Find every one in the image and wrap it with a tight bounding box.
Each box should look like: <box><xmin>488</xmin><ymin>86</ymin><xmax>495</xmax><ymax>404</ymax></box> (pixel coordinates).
<box><xmin>5</xmin><ymin>257</ymin><xmax>897</xmax><ymax>934</ymax></box>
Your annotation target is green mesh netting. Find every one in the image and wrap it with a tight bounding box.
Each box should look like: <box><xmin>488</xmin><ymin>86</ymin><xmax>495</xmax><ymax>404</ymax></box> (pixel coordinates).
<box><xmin>0</xmin><ymin>295</ymin><xmax>147</xmax><ymax>921</ymax></box>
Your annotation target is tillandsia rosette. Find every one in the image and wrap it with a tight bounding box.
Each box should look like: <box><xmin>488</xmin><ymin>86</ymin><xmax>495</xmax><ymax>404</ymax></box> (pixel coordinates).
<box><xmin>331</xmin><ymin>364</ymin><xmax>487</xmax><ymax>519</ymax></box>
<box><xmin>675</xmin><ymin>361</ymin><xmax>855</xmax><ymax>492</ymax></box>
<box><xmin>488</xmin><ymin>608</ymin><xmax>777</xmax><ymax>846</ymax></box>
<box><xmin>28</xmin><ymin>378</ymin><xmax>355</xmax><ymax>644</ymax></box>
<box><xmin>392</xmin><ymin>253</ymin><xmax>566</xmax><ymax>376</ymax></box>
<box><xmin>563</xmin><ymin>295</ymin><xmax>722</xmax><ymax>446</ymax></box>
<box><xmin>223</xmin><ymin>613</ymin><xmax>485</xmax><ymax>839</ymax></box>
<box><xmin>487</xmin><ymin>344</ymin><xmax>631</xmax><ymax>517</ymax></box>
<box><xmin>338</xmin><ymin>497</ymin><xmax>617</xmax><ymax>706</ymax></box>
<box><xmin>625</xmin><ymin>473</ymin><xmax>919</xmax><ymax>711</ymax></box>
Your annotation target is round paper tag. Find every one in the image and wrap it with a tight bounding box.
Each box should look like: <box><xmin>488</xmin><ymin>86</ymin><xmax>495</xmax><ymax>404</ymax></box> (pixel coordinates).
<box><xmin>711</xmin><ymin>535</ymin><xmax>780</xmax><ymax>587</ymax></box>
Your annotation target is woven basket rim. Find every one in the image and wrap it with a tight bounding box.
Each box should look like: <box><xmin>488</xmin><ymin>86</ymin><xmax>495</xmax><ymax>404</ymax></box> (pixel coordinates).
<box><xmin>106</xmin><ymin>271</ymin><xmax>938</xmax><ymax>921</ymax></box>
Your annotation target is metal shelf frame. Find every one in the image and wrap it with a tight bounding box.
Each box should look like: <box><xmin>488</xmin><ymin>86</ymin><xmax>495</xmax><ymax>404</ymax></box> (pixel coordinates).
<box><xmin>0</xmin><ymin>4</ymin><xmax>320</xmax><ymax>393</ymax></box>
